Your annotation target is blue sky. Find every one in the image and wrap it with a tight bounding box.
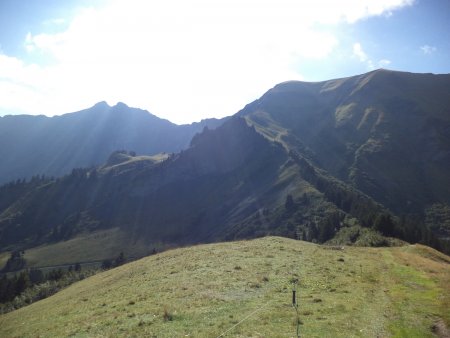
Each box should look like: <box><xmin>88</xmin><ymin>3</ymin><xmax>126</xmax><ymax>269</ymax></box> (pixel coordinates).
<box><xmin>0</xmin><ymin>0</ymin><xmax>449</xmax><ymax>124</ymax></box>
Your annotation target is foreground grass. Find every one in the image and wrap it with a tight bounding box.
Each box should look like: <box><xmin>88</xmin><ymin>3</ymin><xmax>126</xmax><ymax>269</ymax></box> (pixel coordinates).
<box><xmin>0</xmin><ymin>237</ymin><xmax>448</xmax><ymax>337</ymax></box>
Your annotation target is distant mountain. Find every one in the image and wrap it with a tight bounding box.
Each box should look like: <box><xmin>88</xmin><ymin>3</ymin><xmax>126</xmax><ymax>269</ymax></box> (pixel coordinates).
<box><xmin>0</xmin><ymin>70</ymin><xmax>449</xmax><ymax>263</ymax></box>
<box><xmin>0</xmin><ymin>118</ymin><xmax>292</xmax><ymax>249</ymax></box>
<box><xmin>0</xmin><ymin>117</ymin><xmax>424</xmax><ymax>258</ymax></box>
<box><xmin>0</xmin><ymin>102</ymin><xmax>226</xmax><ymax>184</ymax></box>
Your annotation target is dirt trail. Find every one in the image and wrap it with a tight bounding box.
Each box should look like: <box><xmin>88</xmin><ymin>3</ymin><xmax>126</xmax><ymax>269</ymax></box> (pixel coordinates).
<box><xmin>432</xmin><ymin>319</ymin><xmax>450</xmax><ymax>338</ymax></box>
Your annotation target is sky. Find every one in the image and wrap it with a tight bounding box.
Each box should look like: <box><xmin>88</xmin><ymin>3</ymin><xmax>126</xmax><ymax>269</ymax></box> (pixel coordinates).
<box><xmin>0</xmin><ymin>0</ymin><xmax>449</xmax><ymax>124</ymax></box>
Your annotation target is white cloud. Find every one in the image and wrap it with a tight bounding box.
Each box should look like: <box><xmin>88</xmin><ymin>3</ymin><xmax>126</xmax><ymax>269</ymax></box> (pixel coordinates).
<box><xmin>337</xmin><ymin>0</ymin><xmax>415</xmax><ymax>23</ymax></box>
<box><xmin>1</xmin><ymin>0</ymin><xmax>414</xmax><ymax>123</ymax></box>
<box><xmin>352</xmin><ymin>42</ymin><xmax>374</xmax><ymax>70</ymax></box>
<box><xmin>378</xmin><ymin>59</ymin><xmax>392</xmax><ymax>68</ymax></box>
<box><xmin>353</xmin><ymin>43</ymin><xmax>368</xmax><ymax>62</ymax></box>
<box><xmin>25</xmin><ymin>32</ymin><xmax>66</xmax><ymax>55</ymax></box>
<box><xmin>0</xmin><ymin>54</ymin><xmax>48</xmax><ymax>113</ymax></box>
<box><xmin>43</xmin><ymin>18</ymin><xmax>66</xmax><ymax>26</ymax></box>
<box><xmin>420</xmin><ymin>45</ymin><xmax>437</xmax><ymax>55</ymax></box>
<box><xmin>0</xmin><ymin>54</ymin><xmax>44</xmax><ymax>87</ymax></box>
<box><xmin>352</xmin><ymin>43</ymin><xmax>392</xmax><ymax>71</ymax></box>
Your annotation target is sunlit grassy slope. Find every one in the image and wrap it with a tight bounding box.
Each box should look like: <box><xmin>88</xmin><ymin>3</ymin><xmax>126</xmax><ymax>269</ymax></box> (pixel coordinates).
<box><xmin>0</xmin><ymin>228</ymin><xmax>159</xmax><ymax>270</ymax></box>
<box><xmin>22</xmin><ymin>228</ymin><xmax>155</xmax><ymax>268</ymax></box>
<box><xmin>0</xmin><ymin>252</ymin><xmax>9</xmax><ymax>270</ymax></box>
<box><xmin>1</xmin><ymin>237</ymin><xmax>449</xmax><ymax>337</ymax></box>
<box><xmin>0</xmin><ymin>228</ymin><xmax>160</xmax><ymax>269</ymax></box>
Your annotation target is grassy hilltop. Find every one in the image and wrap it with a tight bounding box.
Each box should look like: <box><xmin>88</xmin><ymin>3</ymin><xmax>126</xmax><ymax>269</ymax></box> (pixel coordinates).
<box><xmin>0</xmin><ymin>237</ymin><xmax>449</xmax><ymax>337</ymax></box>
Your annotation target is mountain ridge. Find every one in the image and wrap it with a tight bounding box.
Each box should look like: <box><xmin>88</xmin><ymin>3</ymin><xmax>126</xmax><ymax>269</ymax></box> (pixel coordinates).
<box><xmin>0</xmin><ymin>102</ymin><xmax>228</xmax><ymax>184</ymax></box>
<box><xmin>0</xmin><ymin>69</ymin><xmax>449</xmax><ymax>260</ymax></box>
<box><xmin>239</xmin><ymin>69</ymin><xmax>450</xmax><ymax>214</ymax></box>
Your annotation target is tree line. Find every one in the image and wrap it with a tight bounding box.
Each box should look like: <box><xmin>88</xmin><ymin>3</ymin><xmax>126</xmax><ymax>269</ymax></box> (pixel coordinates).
<box><xmin>289</xmin><ymin>150</ymin><xmax>450</xmax><ymax>254</ymax></box>
<box><xmin>0</xmin><ymin>263</ymin><xmax>82</xmax><ymax>306</ymax></box>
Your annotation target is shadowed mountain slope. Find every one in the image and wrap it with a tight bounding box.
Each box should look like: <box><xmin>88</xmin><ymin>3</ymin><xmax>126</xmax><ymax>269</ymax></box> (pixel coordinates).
<box><xmin>239</xmin><ymin>69</ymin><xmax>450</xmax><ymax>239</ymax></box>
<box><xmin>0</xmin><ymin>118</ymin><xmax>288</xmax><ymax>249</ymax></box>
<box><xmin>0</xmin><ymin>116</ymin><xmax>395</xmax><ymax>259</ymax></box>
<box><xmin>0</xmin><ymin>102</ymin><xmax>225</xmax><ymax>184</ymax></box>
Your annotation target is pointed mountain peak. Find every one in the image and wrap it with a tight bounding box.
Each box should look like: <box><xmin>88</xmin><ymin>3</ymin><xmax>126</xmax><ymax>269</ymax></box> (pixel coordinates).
<box><xmin>92</xmin><ymin>101</ymin><xmax>110</xmax><ymax>108</ymax></box>
<box><xmin>113</xmin><ymin>102</ymin><xmax>129</xmax><ymax>109</ymax></box>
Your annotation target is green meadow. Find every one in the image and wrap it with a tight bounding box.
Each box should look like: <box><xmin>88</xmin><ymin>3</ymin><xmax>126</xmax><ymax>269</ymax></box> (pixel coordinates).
<box><xmin>0</xmin><ymin>237</ymin><xmax>449</xmax><ymax>337</ymax></box>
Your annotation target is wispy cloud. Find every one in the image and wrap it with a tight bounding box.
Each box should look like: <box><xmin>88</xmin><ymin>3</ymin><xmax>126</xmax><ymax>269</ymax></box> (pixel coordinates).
<box><xmin>352</xmin><ymin>42</ymin><xmax>375</xmax><ymax>69</ymax></box>
<box><xmin>378</xmin><ymin>59</ymin><xmax>392</xmax><ymax>68</ymax></box>
<box><xmin>420</xmin><ymin>45</ymin><xmax>437</xmax><ymax>55</ymax></box>
<box><xmin>353</xmin><ymin>43</ymin><xmax>368</xmax><ymax>62</ymax></box>
<box><xmin>336</xmin><ymin>0</ymin><xmax>415</xmax><ymax>23</ymax></box>
<box><xmin>43</xmin><ymin>18</ymin><xmax>66</xmax><ymax>26</ymax></box>
<box><xmin>352</xmin><ymin>43</ymin><xmax>393</xmax><ymax>71</ymax></box>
